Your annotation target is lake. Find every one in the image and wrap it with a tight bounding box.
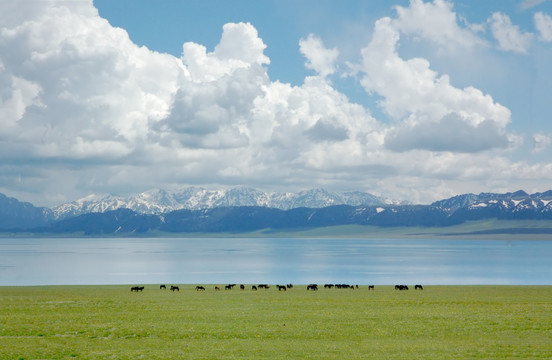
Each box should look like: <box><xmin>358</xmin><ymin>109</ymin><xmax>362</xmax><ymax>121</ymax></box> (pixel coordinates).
<box><xmin>0</xmin><ymin>237</ymin><xmax>551</xmax><ymax>286</ymax></box>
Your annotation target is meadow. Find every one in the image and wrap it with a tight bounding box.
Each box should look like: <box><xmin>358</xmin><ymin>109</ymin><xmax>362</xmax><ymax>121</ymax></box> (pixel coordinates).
<box><xmin>0</xmin><ymin>285</ymin><xmax>551</xmax><ymax>359</ymax></box>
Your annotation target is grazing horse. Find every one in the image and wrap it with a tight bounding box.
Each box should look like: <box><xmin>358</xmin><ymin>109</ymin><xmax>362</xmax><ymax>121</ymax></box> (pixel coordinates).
<box><xmin>415</xmin><ymin>285</ymin><xmax>423</xmax><ymax>290</ymax></box>
<box><xmin>307</xmin><ymin>284</ymin><xmax>318</xmax><ymax>291</ymax></box>
<box><xmin>131</xmin><ymin>286</ymin><xmax>144</xmax><ymax>292</ymax></box>
<box><xmin>368</xmin><ymin>285</ymin><xmax>375</xmax><ymax>291</ymax></box>
<box><xmin>195</xmin><ymin>286</ymin><xmax>206</xmax><ymax>291</ymax></box>
<box><xmin>215</xmin><ymin>286</ymin><xmax>220</xmax><ymax>291</ymax></box>
<box><xmin>225</xmin><ymin>284</ymin><xmax>233</xmax><ymax>290</ymax></box>
<box><xmin>170</xmin><ymin>286</ymin><xmax>179</xmax><ymax>292</ymax></box>
<box><xmin>252</xmin><ymin>285</ymin><xmax>257</xmax><ymax>291</ymax></box>
<box><xmin>160</xmin><ymin>285</ymin><xmax>166</xmax><ymax>290</ymax></box>
<box><xmin>395</xmin><ymin>285</ymin><xmax>409</xmax><ymax>290</ymax></box>
<box><xmin>240</xmin><ymin>284</ymin><xmax>245</xmax><ymax>290</ymax></box>
<box><xmin>277</xmin><ymin>285</ymin><xmax>287</xmax><ymax>291</ymax></box>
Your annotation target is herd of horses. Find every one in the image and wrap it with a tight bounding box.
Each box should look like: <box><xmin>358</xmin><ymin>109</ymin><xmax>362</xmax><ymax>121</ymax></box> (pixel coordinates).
<box><xmin>131</xmin><ymin>284</ymin><xmax>424</xmax><ymax>292</ymax></box>
<box><xmin>395</xmin><ymin>284</ymin><xmax>424</xmax><ymax>290</ymax></box>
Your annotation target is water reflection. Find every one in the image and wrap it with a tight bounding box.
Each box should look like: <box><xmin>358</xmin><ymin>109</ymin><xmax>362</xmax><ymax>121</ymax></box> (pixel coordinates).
<box><xmin>0</xmin><ymin>238</ymin><xmax>551</xmax><ymax>286</ymax></box>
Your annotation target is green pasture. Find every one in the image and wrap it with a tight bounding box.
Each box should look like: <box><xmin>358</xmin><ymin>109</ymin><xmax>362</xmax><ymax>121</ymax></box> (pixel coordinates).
<box><xmin>1</xmin><ymin>285</ymin><xmax>551</xmax><ymax>359</ymax></box>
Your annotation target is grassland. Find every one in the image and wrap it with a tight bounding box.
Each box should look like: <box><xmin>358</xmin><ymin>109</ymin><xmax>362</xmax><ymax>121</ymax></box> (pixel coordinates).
<box><xmin>1</xmin><ymin>285</ymin><xmax>551</xmax><ymax>359</ymax></box>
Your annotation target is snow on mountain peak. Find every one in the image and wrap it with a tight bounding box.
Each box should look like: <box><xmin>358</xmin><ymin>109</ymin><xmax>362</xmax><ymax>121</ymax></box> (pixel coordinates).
<box><xmin>52</xmin><ymin>187</ymin><xmax>394</xmax><ymax>219</ymax></box>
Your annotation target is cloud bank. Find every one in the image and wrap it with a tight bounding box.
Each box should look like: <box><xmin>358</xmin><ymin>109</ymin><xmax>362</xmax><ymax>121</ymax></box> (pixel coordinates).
<box><xmin>1</xmin><ymin>0</ymin><xmax>552</xmax><ymax>206</ymax></box>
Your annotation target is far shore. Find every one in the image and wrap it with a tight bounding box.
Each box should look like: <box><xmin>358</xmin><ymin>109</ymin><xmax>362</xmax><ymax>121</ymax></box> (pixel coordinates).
<box><xmin>2</xmin><ymin>220</ymin><xmax>552</xmax><ymax>240</ymax></box>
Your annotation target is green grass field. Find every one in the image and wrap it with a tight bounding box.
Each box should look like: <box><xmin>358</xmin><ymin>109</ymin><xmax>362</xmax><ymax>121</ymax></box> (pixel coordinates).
<box><xmin>1</xmin><ymin>285</ymin><xmax>551</xmax><ymax>359</ymax></box>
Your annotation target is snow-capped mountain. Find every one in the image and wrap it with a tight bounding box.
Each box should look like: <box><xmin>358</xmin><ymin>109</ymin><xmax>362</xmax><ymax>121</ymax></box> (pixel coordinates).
<box><xmin>4</xmin><ymin>189</ymin><xmax>552</xmax><ymax>232</ymax></box>
<box><xmin>52</xmin><ymin>187</ymin><xmax>395</xmax><ymax>219</ymax></box>
<box><xmin>431</xmin><ymin>190</ymin><xmax>552</xmax><ymax>215</ymax></box>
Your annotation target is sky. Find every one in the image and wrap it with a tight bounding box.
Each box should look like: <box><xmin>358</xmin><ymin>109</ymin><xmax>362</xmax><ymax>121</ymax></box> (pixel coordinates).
<box><xmin>1</xmin><ymin>0</ymin><xmax>552</xmax><ymax>207</ymax></box>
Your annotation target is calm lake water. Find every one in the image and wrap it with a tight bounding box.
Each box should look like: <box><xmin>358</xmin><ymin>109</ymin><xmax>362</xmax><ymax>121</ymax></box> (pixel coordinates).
<box><xmin>0</xmin><ymin>237</ymin><xmax>551</xmax><ymax>286</ymax></box>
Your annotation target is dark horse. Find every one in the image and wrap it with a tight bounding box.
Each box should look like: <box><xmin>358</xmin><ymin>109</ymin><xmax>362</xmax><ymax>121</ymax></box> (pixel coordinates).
<box><xmin>415</xmin><ymin>285</ymin><xmax>423</xmax><ymax>290</ymax></box>
<box><xmin>131</xmin><ymin>286</ymin><xmax>144</xmax><ymax>292</ymax></box>
<box><xmin>195</xmin><ymin>286</ymin><xmax>206</xmax><ymax>291</ymax></box>
<box><xmin>368</xmin><ymin>285</ymin><xmax>375</xmax><ymax>290</ymax></box>
<box><xmin>307</xmin><ymin>284</ymin><xmax>318</xmax><ymax>291</ymax></box>
<box><xmin>277</xmin><ymin>285</ymin><xmax>287</xmax><ymax>291</ymax></box>
<box><xmin>160</xmin><ymin>285</ymin><xmax>166</xmax><ymax>290</ymax></box>
<box><xmin>170</xmin><ymin>285</ymin><xmax>179</xmax><ymax>291</ymax></box>
<box><xmin>395</xmin><ymin>285</ymin><xmax>409</xmax><ymax>290</ymax></box>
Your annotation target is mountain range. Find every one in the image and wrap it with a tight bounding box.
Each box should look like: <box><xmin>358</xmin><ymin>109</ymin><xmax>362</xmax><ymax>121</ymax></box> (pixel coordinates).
<box><xmin>1</xmin><ymin>188</ymin><xmax>552</xmax><ymax>234</ymax></box>
<box><xmin>51</xmin><ymin>187</ymin><xmax>403</xmax><ymax>219</ymax></box>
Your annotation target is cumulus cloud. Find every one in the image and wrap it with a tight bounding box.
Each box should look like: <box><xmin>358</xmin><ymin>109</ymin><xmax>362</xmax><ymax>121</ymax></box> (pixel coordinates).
<box><xmin>392</xmin><ymin>0</ymin><xmax>485</xmax><ymax>50</ymax></box>
<box><xmin>299</xmin><ymin>34</ymin><xmax>339</xmax><ymax>77</ymax></box>
<box><xmin>353</xmin><ymin>17</ymin><xmax>511</xmax><ymax>153</ymax></box>
<box><xmin>534</xmin><ymin>12</ymin><xmax>552</xmax><ymax>41</ymax></box>
<box><xmin>0</xmin><ymin>0</ymin><xmax>181</xmax><ymax>158</ymax></box>
<box><xmin>305</xmin><ymin>118</ymin><xmax>349</xmax><ymax>142</ymax></box>
<box><xmin>182</xmin><ymin>22</ymin><xmax>269</xmax><ymax>83</ymax></box>
<box><xmin>489</xmin><ymin>12</ymin><xmax>533</xmax><ymax>53</ymax></box>
<box><xmin>385</xmin><ymin>113</ymin><xmax>509</xmax><ymax>153</ymax></box>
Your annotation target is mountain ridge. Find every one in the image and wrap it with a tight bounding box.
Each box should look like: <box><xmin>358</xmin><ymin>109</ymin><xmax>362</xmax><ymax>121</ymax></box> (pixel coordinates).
<box><xmin>2</xmin><ymin>188</ymin><xmax>552</xmax><ymax>233</ymax></box>
<box><xmin>51</xmin><ymin>187</ymin><xmax>403</xmax><ymax>219</ymax></box>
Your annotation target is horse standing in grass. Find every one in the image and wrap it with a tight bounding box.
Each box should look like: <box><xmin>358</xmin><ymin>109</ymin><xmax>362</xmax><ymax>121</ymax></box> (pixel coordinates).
<box><xmin>170</xmin><ymin>286</ymin><xmax>179</xmax><ymax>292</ymax></box>
<box><xmin>415</xmin><ymin>285</ymin><xmax>423</xmax><ymax>290</ymax></box>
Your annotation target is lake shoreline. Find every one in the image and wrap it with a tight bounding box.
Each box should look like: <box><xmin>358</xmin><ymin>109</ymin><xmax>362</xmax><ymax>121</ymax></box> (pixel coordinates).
<box><xmin>3</xmin><ymin>220</ymin><xmax>552</xmax><ymax>240</ymax></box>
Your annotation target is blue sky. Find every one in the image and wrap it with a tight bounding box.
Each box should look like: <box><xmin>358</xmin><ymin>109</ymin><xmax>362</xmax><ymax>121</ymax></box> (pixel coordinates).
<box><xmin>1</xmin><ymin>0</ymin><xmax>552</xmax><ymax>207</ymax></box>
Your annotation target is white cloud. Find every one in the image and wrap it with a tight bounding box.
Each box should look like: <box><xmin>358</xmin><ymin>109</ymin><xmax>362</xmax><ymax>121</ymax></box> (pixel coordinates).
<box><xmin>392</xmin><ymin>0</ymin><xmax>485</xmax><ymax>50</ymax></box>
<box><xmin>489</xmin><ymin>12</ymin><xmax>533</xmax><ymax>53</ymax></box>
<box><xmin>182</xmin><ymin>22</ymin><xmax>269</xmax><ymax>83</ymax></box>
<box><xmin>354</xmin><ymin>17</ymin><xmax>511</xmax><ymax>153</ymax></box>
<box><xmin>299</xmin><ymin>34</ymin><xmax>339</xmax><ymax>77</ymax></box>
<box><xmin>520</xmin><ymin>0</ymin><xmax>548</xmax><ymax>10</ymax></box>
<box><xmin>533</xmin><ymin>133</ymin><xmax>551</xmax><ymax>152</ymax></box>
<box><xmin>534</xmin><ymin>12</ymin><xmax>552</xmax><ymax>41</ymax></box>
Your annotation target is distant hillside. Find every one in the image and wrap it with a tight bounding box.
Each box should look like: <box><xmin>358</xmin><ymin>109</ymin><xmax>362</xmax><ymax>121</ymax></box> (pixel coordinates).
<box><xmin>0</xmin><ymin>193</ymin><xmax>54</xmax><ymax>230</ymax></box>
